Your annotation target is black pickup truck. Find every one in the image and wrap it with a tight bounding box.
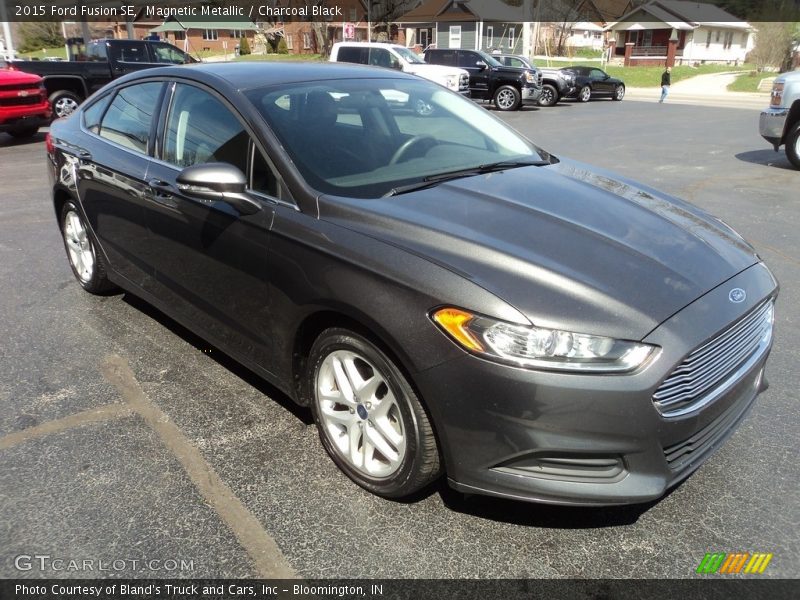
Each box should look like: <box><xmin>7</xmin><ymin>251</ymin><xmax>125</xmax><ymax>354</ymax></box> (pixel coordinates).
<box><xmin>424</xmin><ymin>48</ymin><xmax>542</xmax><ymax>111</ymax></box>
<box><xmin>7</xmin><ymin>38</ymin><xmax>196</xmax><ymax>118</ymax></box>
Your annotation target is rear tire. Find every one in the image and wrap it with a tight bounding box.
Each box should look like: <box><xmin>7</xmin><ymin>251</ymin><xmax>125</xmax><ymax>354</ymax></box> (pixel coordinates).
<box><xmin>786</xmin><ymin>122</ymin><xmax>800</xmax><ymax>170</ymax></box>
<box><xmin>307</xmin><ymin>328</ymin><xmax>441</xmax><ymax>499</ymax></box>
<box><xmin>537</xmin><ymin>84</ymin><xmax>559</xmax><ymax>107</ymax></box>
<box><xmin>493</xmin><ymin>85</ymin><xmax>521</xmax><ymax>111</ymax></box>
<box><xmin>60</xmin><ymin>201</ymin><xmax>118</xmax><ymax>295</ymax></box>
<box><xmin>49</xmin><ymin>90</ymin><xmax>81</xmax><ymax>119</ymax></box>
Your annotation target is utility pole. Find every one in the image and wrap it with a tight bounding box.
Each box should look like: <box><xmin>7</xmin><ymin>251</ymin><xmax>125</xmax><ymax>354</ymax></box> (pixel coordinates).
<box><xmin>1</xmin><ymin>0</ymin><xmax>16</xmax><ymax>59</ymax></box>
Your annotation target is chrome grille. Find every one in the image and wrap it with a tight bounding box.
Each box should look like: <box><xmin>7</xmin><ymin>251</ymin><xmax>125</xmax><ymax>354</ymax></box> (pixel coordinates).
<box><xmin>653</xmin><ymin>300</ymin><xmax>773</xmax><ymax>417</ymax></box>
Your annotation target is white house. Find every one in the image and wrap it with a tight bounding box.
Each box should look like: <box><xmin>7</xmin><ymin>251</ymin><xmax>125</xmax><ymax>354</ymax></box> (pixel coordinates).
<box><xmin>605</xmin><ymin>0</ymin><xmax>754</xmax><ymax>66</ymax></box>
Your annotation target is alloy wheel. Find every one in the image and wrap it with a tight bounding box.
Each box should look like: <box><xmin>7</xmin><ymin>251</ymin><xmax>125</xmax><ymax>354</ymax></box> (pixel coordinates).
<box><xmin>54</xmin><ymin>96</ymin><xmax>79</xmax><ymax>118</ymax></box>
<box><xmin>315</xmin><ymin>349</ymin><xmax>407</xmax><ymax>478</ymax></box>
<box><xmin>63</xmin><ymin>209</ymin><xmax>95</xmax><ymax>283</ymax></box>
<box><xmin>496</xmin><ymin>89</ymin><xmax>516</xmax><ymax>110</ymax></box>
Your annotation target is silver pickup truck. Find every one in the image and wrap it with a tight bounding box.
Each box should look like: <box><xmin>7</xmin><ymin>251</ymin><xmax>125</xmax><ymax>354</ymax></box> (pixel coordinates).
<box><xmin>759</xmin><ymin>70</ymin><xmax>800</xmax><ymax>169</ymax></box>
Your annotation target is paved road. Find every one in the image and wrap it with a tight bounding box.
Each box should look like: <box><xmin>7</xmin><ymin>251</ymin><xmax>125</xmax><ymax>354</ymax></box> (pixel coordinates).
<box><xmin>0</xmin><ymin>99</ymin><xmax>798</xmax><ymax>580</ymax></box>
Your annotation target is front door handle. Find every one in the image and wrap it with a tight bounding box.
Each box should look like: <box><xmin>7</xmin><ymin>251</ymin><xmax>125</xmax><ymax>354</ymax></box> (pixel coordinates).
<box><xmin>148</xmin><ymin>179</ymin><xmax>175</xmax><ymax>195</ymax></box>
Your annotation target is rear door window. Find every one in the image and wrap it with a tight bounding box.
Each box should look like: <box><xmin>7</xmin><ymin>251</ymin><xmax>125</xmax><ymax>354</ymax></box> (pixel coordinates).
<box><xmin>98</xmin><ymin>82</ymin><xmax>163</xmax><ymax>153</ymax></box>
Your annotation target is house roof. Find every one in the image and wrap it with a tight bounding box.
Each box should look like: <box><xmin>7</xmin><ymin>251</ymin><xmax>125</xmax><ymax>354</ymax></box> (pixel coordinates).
<box><xmin>151</xmin><ymin>19</ymin><xmax>258</xmax><ymax>33</ymax></box>
<box><xmin>398</xmin><ymin>0</ymin><xmax>533</xmax><ymax>23</ymax></box>
<box><xmin>607</xmin><ymin>0</ymin><xmax>751</xmax><ymax>31</ymax></box>
<box><xmin>586</xmin><ymin>0</ymin><xmax>633</xmax><ymax>21</ymax></box>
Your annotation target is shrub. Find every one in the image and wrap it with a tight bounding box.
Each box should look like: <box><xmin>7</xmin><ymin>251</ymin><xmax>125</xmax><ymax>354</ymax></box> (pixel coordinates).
<box><xmin>239</xmin><ymin>36</ymin><xmax>251</xmax><ymax>56</ymax></box>
<box><xmin>277</xmin><ymin>37</ymin><xmax>289</xmax><ymax>54</ymax></box>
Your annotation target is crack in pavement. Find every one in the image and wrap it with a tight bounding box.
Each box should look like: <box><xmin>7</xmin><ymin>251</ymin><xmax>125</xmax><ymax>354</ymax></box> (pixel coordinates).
<box><xmin>0</xmin><ymin>403</ymin><xmax>133</xmax><ymax>450</ymax></box>
<box><xmin>99</xmin><ymin>353</ymin><xmax>296</xmax><ymax>579</ymax></box>
<box><xmin>0</xmin><ymin>353</ymin><xmax>296</xmax><ymax>579</ymax></box>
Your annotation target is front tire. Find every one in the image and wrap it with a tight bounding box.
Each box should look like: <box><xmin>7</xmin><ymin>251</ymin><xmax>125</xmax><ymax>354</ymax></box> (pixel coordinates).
<box><xmin>786</xmin><ymin>122</ymin><xmax>800</xmax><ymax>170</ymax></box>
<box><xmin>49</xmin><ymin>90</ymin><xmax>81</xmax><ymax>119</ymax></box>
<box><xmin>493</xmin><ymin>85</ymin><xmax>521</xmax><ymax>111</ymax></box>
<box><xmin>60</xmin><ymin>201</ymin><xmax>118</xmax><ymax>295</ymax></box>
<box><xmin>613</xmin><ymin>84</ymin><xmax>625</xmax><ymax>101</ymax></box>
<box><xmin>578</xmin><ymin>85</ymin><xmax>591</xmax><ymax>102</ymax></box>
<box><xmin>307</xmin><ymin>328</ymin><xmax>441</xmax><ymax>498</ymax></box>
<box><xmin>537</xmin><ymin>84</ymin><xmax>559</xmax><ymax>107</ymax></box>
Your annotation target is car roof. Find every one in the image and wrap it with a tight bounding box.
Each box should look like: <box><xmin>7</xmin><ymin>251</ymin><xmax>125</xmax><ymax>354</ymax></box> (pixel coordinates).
<box><xmin>114</xmin><ymin>61</ymin><xmax>416</xmax><ymax>91</ymax></box>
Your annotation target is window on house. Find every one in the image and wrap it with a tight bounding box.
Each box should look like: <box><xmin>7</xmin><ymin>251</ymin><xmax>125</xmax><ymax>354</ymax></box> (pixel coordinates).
<box><xmin>350</xmin><ymin>8</ymin><xmax>357</xmax><ymax>21</ymax></box>
<box><xmin>643</xmin><ymin>30</ymin><xmax>652</xmax><ymax>46</ymax></box>
<box><xmin>706</xmin><ymin>30</ymin><xmax>712</xmax><ymax>47</ymax></box>
<box><xmin>724</xmin><ymin>31</ymin><xmax>734</xmax><ymax>49</ymax></box>
<box><xmin>508</xmin><ymin>28</ymin><xmax>515</xmax><ymax>50</ymax></box>
<box><xmin>203</xmin><ymin>29</ymin><xmax>218</xmax><ymax>41</ymax></box>
<box><xmin>486</xmin><ymin>26</ymin><xmax>493</xmax><ymax>48</ymax></box>
<box><xmin>449</xmin><ymin>26</ymin><xmax>461</xmax><ymax>48</ymax></box>
<box><xmin>229</xmin><ymin>30</ymin><xmax>244</xmax><ymax>39</ymax></box>
<box><xmin>741</xmin><ymin>33</ymin><xmax>748</xmax><ymax>48</ymax></box>
<box><xmin>174</xmin><ymin>31</ymin><xmax>185</xmax><ymax>41</ymax></box>
<box><xmin>715</xmin><ymin>30</ymin><xmax>721</xmax><ymax>42</ymax></box>
<box><xmin>303</xmin><ymin>32</ymin><xmax>312</xmax><ymax>49</ymax></box>
<box><xmin>286</xmin><ymin>35</ymin><xmax>293</xmax><ymax>50</ymax></box>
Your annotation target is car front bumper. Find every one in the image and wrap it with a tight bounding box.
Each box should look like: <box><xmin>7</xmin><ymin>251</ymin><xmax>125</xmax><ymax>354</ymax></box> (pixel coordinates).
<box><xmin>0</xmin><ymin>104</ymin><xmax>51</xmax><ymax>133</ymax></box>
<box><xmin>759</xmin><ymin>107</ymin><xmax>789</xmax><ymax>148</ymax></box>
<box><xmin>521</xmin><ymin>85</ymin><xmax>542</xmax><ymax>104</ymax></box>
<box><xmin>415</xmin><ymin>262</ymin><xmax>778</xmax><ymax>505</ymax></box>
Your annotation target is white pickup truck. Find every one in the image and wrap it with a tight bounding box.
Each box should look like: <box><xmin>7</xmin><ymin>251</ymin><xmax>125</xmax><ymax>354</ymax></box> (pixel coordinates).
<box><xmin>330</xmin><ymin>42</ymin><xmax>470</xmax><ymax>97</ymax></box>
<box><xmin>759</xmin><ymin>70</ymin><xmax>800</xmax><ymax>169</ymax></box>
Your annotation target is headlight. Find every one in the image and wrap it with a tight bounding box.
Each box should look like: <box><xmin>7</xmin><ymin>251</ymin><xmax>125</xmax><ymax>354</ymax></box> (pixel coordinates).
<box><xmin>431</xmin><ymin>307</ymin><xmax>656</xmax><ymax>373</ymax></box>
<box><xmin>525</xmin><ymin>71</ymin><xmax>537</xmax><ymax>84</ymax></box>
<box><xmin>445</xmin><ymin>75</ymin><xmax>457</xmax><ymax>89</ymax></box>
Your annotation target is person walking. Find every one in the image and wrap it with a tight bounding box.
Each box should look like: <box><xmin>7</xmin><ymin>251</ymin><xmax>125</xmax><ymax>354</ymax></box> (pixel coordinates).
<box><xmin>660</xmin><ymin>66</ymin><xmax>671</xmax><ymax>103</ymax></box>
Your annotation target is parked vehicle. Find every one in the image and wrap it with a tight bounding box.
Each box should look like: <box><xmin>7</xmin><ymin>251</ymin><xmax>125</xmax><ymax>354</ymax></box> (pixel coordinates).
<box><xmin>0</xmin><ymin>69</ymin><xmax>51</xmax><ymax>138</ymax></box>
<box><xmin>560</xmin><ymin>66</ymin><xmax>626</xmax><ymax>102</ymax></box>
<box><xmin>48</xmin><ymin>63</ymin><xmax>777</xmax><ymax>505</ymax></box>
<box><xmin>759</xmin><ymin>70</ymin><xmax>800</xmax><ymax>169</ymax></box>
<box><xmin>329</xmin><ymin>42</ymin><xmax>470</xmax><ymax>99</ymax></box>
<box><xmin>493</xmin><ymin>54</ymin><xmax>577</xmax><ymax>107</ymax></box>
<box><xmin>424</xmin><ymin>48</ymin><xmax>542</xmax><ymax>111</ymax></box>
<box><xmin>8</xmin><ymin>38</ymin><xmax>195</xmax><ymax>118</ymax></box>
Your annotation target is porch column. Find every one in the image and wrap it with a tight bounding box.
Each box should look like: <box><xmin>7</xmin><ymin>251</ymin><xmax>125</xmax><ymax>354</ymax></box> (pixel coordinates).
<box><xmin>624</xmin><ymin>42</ymin><xmax>634</xmax><ymax>66</ymax></box>
<box><xmin>667</xmin><ymin>29</ymin><xmax>678</xmax><ymax>67</ymax></box>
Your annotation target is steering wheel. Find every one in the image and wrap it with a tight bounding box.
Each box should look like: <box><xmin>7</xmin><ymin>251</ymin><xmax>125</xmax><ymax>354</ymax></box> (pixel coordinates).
<box><xmin>389</xmin><ymin>135</ymin><xmax>438</xmax><ymax>165</ymax></box>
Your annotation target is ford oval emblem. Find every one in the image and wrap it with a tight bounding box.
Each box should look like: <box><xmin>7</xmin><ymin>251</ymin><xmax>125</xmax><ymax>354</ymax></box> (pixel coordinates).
<box><xmin>729</xmin><ymin>288</ymin><xmax>746</xmax><ymax>303</ymax></box>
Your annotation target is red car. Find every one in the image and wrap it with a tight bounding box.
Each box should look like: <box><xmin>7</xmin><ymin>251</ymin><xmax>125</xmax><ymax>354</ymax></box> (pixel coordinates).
<box><xmin>0</xmin><ymin>68</ymin><xmax>51</xmax><ymax>138</ymax></box>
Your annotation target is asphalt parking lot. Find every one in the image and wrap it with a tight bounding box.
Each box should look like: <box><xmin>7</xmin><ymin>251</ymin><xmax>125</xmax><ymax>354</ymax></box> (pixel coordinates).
<box><xmin>1</xmin><ymin>98</ymin><xmax>798</xmax><ymax>580</ymax></box>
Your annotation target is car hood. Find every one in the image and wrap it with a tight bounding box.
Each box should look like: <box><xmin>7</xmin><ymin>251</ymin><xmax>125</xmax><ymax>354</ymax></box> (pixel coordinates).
<box><xmin>407</xmin><ymin>63</ymin><xmax>468</xmax><ymax>78</ymax></box>
<box><xmin>0</xmin><ymin>69</ymin><xmax>43</xmax><ymax>85</ymax></box>
<box><xmin>320</xmin><ymin>159</ymin><xmax>759</xmax><ymax>340</ymax></box>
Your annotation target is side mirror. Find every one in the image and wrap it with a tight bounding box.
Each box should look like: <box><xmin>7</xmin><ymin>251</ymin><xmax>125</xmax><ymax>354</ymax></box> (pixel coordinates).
<box><xmin>475</xmin><ymin>61</ymin><xmax>487</xmax><ymax>70</ymax></box>
<box><xmin>176</xmin><ymin>162</ymin><xmax>261</xmax><ymax>215</ymax></box>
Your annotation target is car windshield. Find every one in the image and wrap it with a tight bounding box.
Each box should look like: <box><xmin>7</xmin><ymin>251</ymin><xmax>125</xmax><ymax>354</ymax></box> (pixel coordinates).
<box><xmin>393</xmin><ymin>46</ymin><xmax>425</xmax><ymax>64</ymax></box>
<box><xmin>477</xmin><ymin>51</ymin><xmax>503</xmax><ymax>67</ymax></box>
<box><xmin>245</xmin><ymin>78</ymin><xmax>549</xmax><ymax>198</ymax></box>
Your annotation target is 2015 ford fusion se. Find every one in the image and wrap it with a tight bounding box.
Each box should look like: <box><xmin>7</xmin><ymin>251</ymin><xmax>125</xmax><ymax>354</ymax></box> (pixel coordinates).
<box><xmin>47</xmin><ymin>62</ymin><xmax>777</xmax><ymax>505</ymax></box>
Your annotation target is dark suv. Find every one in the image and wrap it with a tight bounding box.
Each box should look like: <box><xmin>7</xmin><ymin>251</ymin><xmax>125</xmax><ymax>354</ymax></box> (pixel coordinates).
<box><xmin>424</xmin><ymin>48</ymin><xmax>542</xmax><ymax>111</ymax></box>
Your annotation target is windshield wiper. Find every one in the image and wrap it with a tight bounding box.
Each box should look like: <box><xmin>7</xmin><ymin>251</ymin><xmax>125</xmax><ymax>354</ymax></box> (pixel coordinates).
<box><xmin>383</xmin><ymin>159</ymin><xmax>550</xmax><ymax>197</ymax></box>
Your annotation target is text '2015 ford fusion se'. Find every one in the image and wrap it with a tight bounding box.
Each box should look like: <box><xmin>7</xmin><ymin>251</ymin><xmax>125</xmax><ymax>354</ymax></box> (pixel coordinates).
<box><xmin>47</xmin><ymin>62</ymin><xmax>777</xmax><ymax>506</ymax></box>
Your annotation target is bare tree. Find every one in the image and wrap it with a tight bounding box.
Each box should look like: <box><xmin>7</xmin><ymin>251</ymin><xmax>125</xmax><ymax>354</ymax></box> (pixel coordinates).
<box><xmin>749</xmin><ymin>22</ymin><xmax>795</xmax><ymax>71</ymax></box>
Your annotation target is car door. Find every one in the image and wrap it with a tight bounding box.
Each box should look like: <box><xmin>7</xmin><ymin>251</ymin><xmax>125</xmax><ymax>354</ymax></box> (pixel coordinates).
<box><xmin>76</xmin><ymin>81</ymin><xmax>165</xmax><ymax>288</ymax></box>
<box><xmin>590</xmin><ymin>68</ymin><xmax>613</xmax><ymax>94</ymax></box>
<box><xmin>457</xmin><ymin>51</ymin><xmax>490</xmax><ymax>99</ymax></box>
<box><xmin>144</xmin><ymin>82</ymin><xmax>280</xmax><ymax>368</ymax></box>
<box><xmin>107</xmin><ymin>40</ymin><xmax>162</xmax><ymax>78</ymax></box>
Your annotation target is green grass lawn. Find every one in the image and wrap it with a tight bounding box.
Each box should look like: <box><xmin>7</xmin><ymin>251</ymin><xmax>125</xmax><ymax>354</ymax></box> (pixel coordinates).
<box><xmin>604</xmin><ymin>64</ymin><xmax>752</xmax><ymax>87</ymax></box>
<box><xmin>727</xmin><ymin>71</ymin><xmax>771</xmax><ymax>93</ymax></box>
<box><xmin>17</xmin><ymin>46</ymin><xmax>67</xmax><ymax>60</ymax></box>
<box><xmin>234</xmin><ymin>53</ymin><xmax>323</xmax><ymax>62</ymax></box>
